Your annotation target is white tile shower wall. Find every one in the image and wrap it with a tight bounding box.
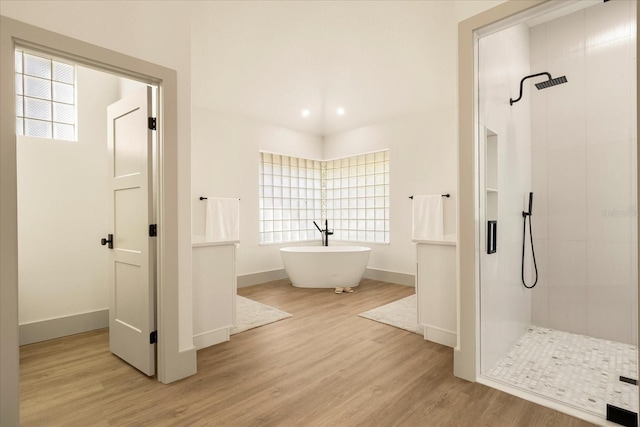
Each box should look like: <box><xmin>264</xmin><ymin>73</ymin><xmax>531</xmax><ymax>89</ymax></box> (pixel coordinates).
<box><xmin>478</xmin><ymin>23</ymin><xmax>532</xmax><ymax>374</ymax></box>
<box><xmin>530</xmin><ymin>0</ymin><xmax>637</xmax><ymax>345</ymax></box>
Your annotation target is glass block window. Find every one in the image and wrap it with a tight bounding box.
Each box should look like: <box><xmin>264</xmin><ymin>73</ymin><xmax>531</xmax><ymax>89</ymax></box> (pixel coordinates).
<box><xmin>15</xmin><ymin>50</ymin><xmax>76</xmax><ymax>141</ymax></box>
<box><xmin>259</xmin><ymin>150</ymin><xmax>389</xmax><ymax>244</ymax></box>
<box><xmin>259</xmin><ymin>152</ymin><xmax>323</xmax><ymax>244</ymax></box>
<box><xmin>326</xmin><ymin>151</ymin><xmax>389</xmax><ymax>243</ymax></box>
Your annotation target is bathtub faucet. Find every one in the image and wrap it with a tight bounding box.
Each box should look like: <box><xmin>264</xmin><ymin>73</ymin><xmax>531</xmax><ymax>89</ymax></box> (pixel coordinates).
<box><xmin>313</xmin><ymin>220</ymin><xmax>333</xmax><ymax>246</ymax></box>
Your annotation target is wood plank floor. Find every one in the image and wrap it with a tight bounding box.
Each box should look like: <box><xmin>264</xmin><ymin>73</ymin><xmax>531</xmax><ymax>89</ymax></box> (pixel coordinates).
<box><xmin>20</xmin><ymin>279</ymin><xmax>593</xmax><ymax>426</ymax></box>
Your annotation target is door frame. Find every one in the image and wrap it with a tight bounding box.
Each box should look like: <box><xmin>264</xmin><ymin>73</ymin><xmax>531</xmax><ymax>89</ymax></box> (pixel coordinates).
<box><xmin>455</xmin><ymin>0</ymin><xmax>548</xmax><ymax>383</ymax></box>
<box><xmin>0</xmin><ymin>16</ymin><xmax>195</xmax><ymax>425</ymax></box>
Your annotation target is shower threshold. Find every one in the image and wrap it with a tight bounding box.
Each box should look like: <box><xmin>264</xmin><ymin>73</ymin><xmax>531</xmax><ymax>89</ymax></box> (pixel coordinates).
<box><xmin>483</xmin><ymin>326</ymin><xmax>637</xmax><ymax>422</ymax></box>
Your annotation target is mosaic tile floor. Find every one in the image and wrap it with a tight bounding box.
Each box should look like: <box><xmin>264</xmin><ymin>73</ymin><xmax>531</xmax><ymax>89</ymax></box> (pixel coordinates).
<box><xmin>486</xmin><ymin>326</ymin><xmax>638</xmax><ymax>418</ymax></box>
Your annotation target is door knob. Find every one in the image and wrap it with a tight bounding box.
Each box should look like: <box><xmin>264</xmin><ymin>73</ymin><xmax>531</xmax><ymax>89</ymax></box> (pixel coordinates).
<box><xmin>101</xmin><ymin>234</ymin><xmax>113</xmax><ymax>249</ymax></box>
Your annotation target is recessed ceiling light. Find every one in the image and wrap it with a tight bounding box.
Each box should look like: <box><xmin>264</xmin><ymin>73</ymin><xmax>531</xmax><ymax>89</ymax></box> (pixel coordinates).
<box><xmin>301</xmin><ymin>109</ymin><xmax>310</xmax><ymax>118</ymax></box>
<box><xmin>336</xmin><ymin>107</ymin><xmax>345</xmax><ymax>116</ymax></box>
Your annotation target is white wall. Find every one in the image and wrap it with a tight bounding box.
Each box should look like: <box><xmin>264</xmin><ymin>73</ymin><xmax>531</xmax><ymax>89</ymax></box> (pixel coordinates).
<box><xmin>478</xmin><ymin>23</ymin><xmax>532</xmax><ymax>373</ymax></box>
<box><xmin>191</xmin><ymin>109</ymin><xmax>323</xmax><ymax>275</ymax></box>
<box><xmin>324</xmin><ymin>111</ymin><xmax>457</xmax><ymax>274</ymax></box>
<box><xmin>530</xmin><ymin>0</ymin><xmax>638</xmax><ymax>344</ymax></box>
<box><xmin>17</xmin><ymin>67</ymin><xmax>119</xmax><ymax>326</ymax></box>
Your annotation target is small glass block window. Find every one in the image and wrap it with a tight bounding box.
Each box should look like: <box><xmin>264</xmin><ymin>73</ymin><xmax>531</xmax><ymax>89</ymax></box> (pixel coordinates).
<box><xmin>15</xmin><ymin>50</ymin><xmax>76</xmax><ymax>141</ymax></box>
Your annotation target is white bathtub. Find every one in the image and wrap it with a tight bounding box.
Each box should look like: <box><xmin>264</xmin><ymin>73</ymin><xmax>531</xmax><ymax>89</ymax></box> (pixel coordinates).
<box><xmin>280</xmin><ymin>246</ymin><xmax>372</xmax><ymax>288</ymax></box>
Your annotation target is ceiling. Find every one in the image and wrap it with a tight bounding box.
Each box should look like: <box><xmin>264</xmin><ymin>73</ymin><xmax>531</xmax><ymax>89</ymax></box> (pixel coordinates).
<box><xmin>190</xmin><ymin>1</ymin><xmax>462</xmax><ymax>137</ymax></box>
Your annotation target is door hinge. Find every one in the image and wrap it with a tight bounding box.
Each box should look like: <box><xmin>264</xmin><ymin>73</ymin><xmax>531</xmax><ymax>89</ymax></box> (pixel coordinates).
<box><xmin>150</xmin><ymin>331</ymin><xmax>157</xmax><ymax>344</ymax></box>
<box><xmin>148</xmin><ymin>117</ymin><xmax>157</xmax><ymax>130</ymax></box>
<box><xmin>149</xmin><ymin>224</ymin><xmax>157</xmax><ymax>237</ymax></box>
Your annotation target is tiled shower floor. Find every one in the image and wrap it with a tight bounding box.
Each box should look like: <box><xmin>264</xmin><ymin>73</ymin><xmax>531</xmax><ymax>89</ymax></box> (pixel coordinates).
<box><xmin>486</xmin><ymin>326</ymin><xmax>638</xmax><ymax>418</ymax></box>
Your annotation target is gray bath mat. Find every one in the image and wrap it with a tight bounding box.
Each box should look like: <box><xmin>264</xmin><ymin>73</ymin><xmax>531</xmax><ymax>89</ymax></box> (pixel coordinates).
<box><xmin>358</xmin><ymin>294</ymin><xmax>422</xmax><ymax>335</ymax></box>
<box><xmin>231</xmin><ymin>296</ymin><xmax>292</xmax><ymax>335</ymax></box>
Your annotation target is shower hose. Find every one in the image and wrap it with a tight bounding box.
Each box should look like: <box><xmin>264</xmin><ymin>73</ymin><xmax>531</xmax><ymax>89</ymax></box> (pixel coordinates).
<box><xmin>521</xmin><ymin>213</ymin><xmax>539</xmax><ymax>289</ymax></box>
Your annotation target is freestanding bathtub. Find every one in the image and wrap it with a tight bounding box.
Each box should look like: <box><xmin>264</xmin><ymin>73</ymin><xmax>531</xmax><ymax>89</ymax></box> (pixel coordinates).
<box><xmin>280</xmin><ymin>246</ymin><xmax>372</xmax><ymax>288</ymax></box>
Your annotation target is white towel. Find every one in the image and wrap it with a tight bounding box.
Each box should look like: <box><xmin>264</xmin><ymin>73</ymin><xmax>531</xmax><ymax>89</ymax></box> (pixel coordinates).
<box><xmin>205</xmin><ymin>197</ymin><xmax>240</xmax><ymax>242</ymax></box>
<box><xmin>412</xmin><ymin>195</ymin><xmax>443</xmax><ymax>241</ymax></box>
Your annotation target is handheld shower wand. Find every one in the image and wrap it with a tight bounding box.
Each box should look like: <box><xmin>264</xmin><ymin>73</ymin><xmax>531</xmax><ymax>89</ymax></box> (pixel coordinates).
<box><xmin>522</xmin><ymin>192</ymin><xmax>538</xmax><ymax>289</ymax></box>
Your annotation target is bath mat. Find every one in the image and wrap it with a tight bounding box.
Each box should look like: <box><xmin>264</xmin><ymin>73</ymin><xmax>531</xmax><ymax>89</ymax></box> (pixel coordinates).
<box><xmin>358</xmin><ymin>294</ymin><xmax>422</xmax><ymax>335</ymax></box>
<box><xmin>231</xmin><ymin>296</ymin><xmax>292</xmax><ymax>335</ymax></box>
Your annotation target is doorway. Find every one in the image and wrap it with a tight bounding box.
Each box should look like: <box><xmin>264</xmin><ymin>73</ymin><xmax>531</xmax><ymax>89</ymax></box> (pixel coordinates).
<box><xmin>16</xmin><ymin>57</ymin><xmax>146</xmax><ymax>344</ymax></box>
<box><xmin>16</xmin><ymin>53</ymin><xmax>157</xmax><ymax>376</ymax></box>
<box><xmin>0</xmin><ymin>16</ymin><xmax>193</xmax><ymax>426</ymax></box>
<box><xmin>457</xmin><ymin>0</ymin><xmax>639</xmax><ymax>425</ymax></box>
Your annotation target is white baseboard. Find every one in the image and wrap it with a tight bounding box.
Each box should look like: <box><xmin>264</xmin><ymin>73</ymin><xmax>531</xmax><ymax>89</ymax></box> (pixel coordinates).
<box><xmin>364</xmin><ymin>268</ymin><xmax>415</xmax><ymax>287</ymax></box>
<box><xmin>237</xmin><ymin>269</ymin><xmax>288</xmax><ymax>288</ymax></box>
<box><xmin>20</xmin><ymin>309</ymin><xmax>109</xmax><ymax>346</ymax></box>
<box><xmin>238</xmin><ymin>268</ymin><xmax>415</xmax><ymax>288</ymax></box>
<box><xmin>422</xmin><ymin>323</ymin><xmax>456</xmax><ymax>348</ymax></box>
<box><xmin>193</xmin><ymin>326</ymin><xmax>231</xmax><ymax>350</ymax></box>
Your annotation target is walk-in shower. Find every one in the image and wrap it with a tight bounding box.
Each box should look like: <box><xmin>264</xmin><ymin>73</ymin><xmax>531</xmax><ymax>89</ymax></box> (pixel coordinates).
<box><xmin>476</xmin><ymin>0</ymin><xmax>638</xmax><ymax>425</ymax></box>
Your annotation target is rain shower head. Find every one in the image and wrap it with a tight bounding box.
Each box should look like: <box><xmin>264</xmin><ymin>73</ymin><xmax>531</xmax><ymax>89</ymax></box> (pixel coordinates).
<box><xmin>534</xmin><ymin>75</ymin><xmax>568</xmax><ymax>90</ymax></box>
<box><xmin>510</xmin><ymin>72</ymin><xmax>568</xmax><ymax>105</ymax></box>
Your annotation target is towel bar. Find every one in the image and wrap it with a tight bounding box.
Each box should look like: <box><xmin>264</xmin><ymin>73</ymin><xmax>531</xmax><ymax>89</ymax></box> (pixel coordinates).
<box><xmin>200</xmin><ymin>196</ymin><xmax>241</xmax><ymax>201</ymax></box>
<box><xmin>409</xmin><ymin>194</ymin><xmax>450</xmax><ymax>199</ymax></box>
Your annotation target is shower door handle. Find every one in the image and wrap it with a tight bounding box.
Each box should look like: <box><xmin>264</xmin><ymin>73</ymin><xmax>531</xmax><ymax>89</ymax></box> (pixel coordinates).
<box><xmin>487</xmin><ymin>221</ymin><xmax>497</xmax><ymax>254</ymax></box>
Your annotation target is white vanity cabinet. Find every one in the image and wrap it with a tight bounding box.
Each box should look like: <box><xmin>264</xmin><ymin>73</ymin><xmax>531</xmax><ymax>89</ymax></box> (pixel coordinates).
<box><xmin>192</xmin><ymin>238</ymin><xmax>238</xmax><ymax>349</ymax></box>
<box><xmin>415</xmin><ymin>236</ymin><xmax>456</xmax><ymax>348</ymax></box>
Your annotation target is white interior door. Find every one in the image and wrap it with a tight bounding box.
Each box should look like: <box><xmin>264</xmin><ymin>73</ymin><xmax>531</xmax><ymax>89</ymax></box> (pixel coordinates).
<box><xmin>105</xmin><ymin>86</ymin><xmax>156</xmax><ymax>376</ymax></box>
